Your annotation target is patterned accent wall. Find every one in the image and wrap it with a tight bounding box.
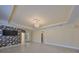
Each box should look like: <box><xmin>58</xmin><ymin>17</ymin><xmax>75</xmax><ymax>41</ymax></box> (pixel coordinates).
<box><xmin>0</xmin><ymin>25</ymin><xmax>25</xmax><ymax>48</ymax></box>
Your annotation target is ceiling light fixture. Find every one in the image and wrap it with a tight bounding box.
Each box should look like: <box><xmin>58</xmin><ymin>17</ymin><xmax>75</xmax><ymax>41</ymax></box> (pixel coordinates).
<box><xmin>33</xmin><ymin>19</ymin><xmax>40</xmax><ymax>28</ymax></box>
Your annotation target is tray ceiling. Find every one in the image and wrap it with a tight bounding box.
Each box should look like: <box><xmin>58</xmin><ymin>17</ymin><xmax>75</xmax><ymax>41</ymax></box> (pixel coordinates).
<box><xmin>12</xmin><ymin>5</ymin><xmax>73</xmax><ymax>29</ymax></box>
<box><xmin>0</xmin><ymin>5</ymin><xmax>73</xmax><ymax>29</ymax></box>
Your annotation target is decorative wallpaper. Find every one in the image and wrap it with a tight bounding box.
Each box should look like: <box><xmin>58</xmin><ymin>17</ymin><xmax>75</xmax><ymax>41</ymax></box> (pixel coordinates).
<box><xmin>0</xmin><ymin>25</ymin><xmax>25</xmax><ymax>48</ymax></box>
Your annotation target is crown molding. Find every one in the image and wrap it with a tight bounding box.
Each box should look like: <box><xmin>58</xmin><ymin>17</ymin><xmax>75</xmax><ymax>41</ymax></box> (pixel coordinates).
<box><xmin>33</xmin><ymin>6</ymin><xmax>75</xmax><ymax>31</ymax></box>
<box><xmin>10</xmin><ymin>22</ymin><xmax>34</xmax><ymax>30</ymax></box>
<box><xmin>66</xmin><ymin>5</ymin><xmax>75</xmax><ymax>24</ymax></box>
<box><xmin>7</xmin><ymin>6</ymin><xmax>75</xmax><ymax>31</ymax></box>
<box><xmin>8</xmin><ymin>5</ymin><xmax>16</xmax><ymax>23</ymax></box>
<box><xmin>40</xmin><ymin>21</ymin><xmax>68</xmax><ymax>29</ymax></box>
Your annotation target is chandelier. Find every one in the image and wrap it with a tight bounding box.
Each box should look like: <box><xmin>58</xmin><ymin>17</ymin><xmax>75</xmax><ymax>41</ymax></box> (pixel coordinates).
<box><xmin>33</xmin><ymin>19</ymin><xmax>40</xmax><ymax>28</ymax></box>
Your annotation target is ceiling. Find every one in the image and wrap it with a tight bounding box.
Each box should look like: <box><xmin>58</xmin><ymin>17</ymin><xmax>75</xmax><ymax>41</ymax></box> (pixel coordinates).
<box><xmin>0</xmin><ymin>5</ymin><xmax>73</xmax><ymax>29</ymax></box>
<box><xmin>11</xmin><ymin>5</ymin><xmax>73</xmax><ymax>29</ymax></box>
<box><xmin>0</xmin><ymin>5</ymin><xmax>13</xmax><ymax>21</ymax></box>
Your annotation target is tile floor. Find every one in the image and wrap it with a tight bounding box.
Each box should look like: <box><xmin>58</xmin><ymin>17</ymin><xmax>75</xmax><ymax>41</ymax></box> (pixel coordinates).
<box><xmin>0</xmin><ymin>42</ymin><xmax>79</xmax><ymax>53</ymax></box>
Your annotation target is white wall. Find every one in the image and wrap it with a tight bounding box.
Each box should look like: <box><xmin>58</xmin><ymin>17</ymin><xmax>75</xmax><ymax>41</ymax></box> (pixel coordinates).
<box><xmin>32</xmin><ymin>22</ymin><xmax>79</xmax><ymax>49</ymax></box>
<box><xmin>32</xmin><ymin>30</ymin><xmax>41</xmax><ymax>43</ymax></box>
<box><xmin>32</xmin><ymin>6</ymin><xmax>79</xmax><ymax>49</ymax></box>
<box><xmin>44</xmin><ymin>24</ymin><xmax>78</xmax><ymax>47</ymax></box>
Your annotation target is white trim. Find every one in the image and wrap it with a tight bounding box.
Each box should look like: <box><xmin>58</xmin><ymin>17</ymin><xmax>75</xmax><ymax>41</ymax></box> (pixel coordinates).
<box><xmin>40</xmin><ymin>21</ymin><xmax>67</xmax><ymax>29</ymax></box>
<box><xmin>0</xmin><ymin>6</ymin><xmax>75</xmax><ymax>30</ymax></box>
<box><xmin>45</xmin><ymin>42</ymin><xmax>79</xmax><ymax>50</ymax></box>
<box><xmin>0</xmin><ymin>19</ymin><xmax>34</xmax><ymax>30</ymax></box>
<box><xmin>66</xmin><ymin>6</ymin><xmax>75</xmax><ymax>22</ymax></box>
<box><xmin>33</xmin><ymin>6</ymin><xmax>75</xmax><ymax>30</ymax></box>
<box><xmin>33</xmin><ymin>21</ymin><xmax>68</xmax><ymax>31</ymax></box>
<box><xmin>9</xmin><ymin>22</ymin><xmax>34</xmax><ymax>30</ymax></box>
<box><xmin>38</xmin><ymin>6</ymin><xmax>75</xmax><ymax>30</ymax></box>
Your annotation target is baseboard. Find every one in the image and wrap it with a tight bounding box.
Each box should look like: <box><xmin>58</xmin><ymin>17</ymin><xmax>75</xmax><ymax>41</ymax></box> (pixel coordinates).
<box><xmin>45</xmin><ymin>42</ymin><xmax>79</xmax><ymax>50</ymax></box>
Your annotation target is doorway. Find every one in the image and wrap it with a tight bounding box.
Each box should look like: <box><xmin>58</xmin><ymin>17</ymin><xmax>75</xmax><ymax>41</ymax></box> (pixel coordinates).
<box><xmin>41</xmin><ymin>31</ymin><xmax>44</xmax><ymax>44</ymax></box>
<box><xmin>21</xmin><ymin>32</ymin><xmax>25</xmax><ymax>46</ymax></box>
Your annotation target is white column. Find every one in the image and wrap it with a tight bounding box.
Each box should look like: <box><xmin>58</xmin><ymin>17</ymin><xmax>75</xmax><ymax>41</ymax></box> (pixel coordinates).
<box><xmin>21</xmin><ymin>32</ymin><xmax>25</xmax><ymax>46</ymax></box>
